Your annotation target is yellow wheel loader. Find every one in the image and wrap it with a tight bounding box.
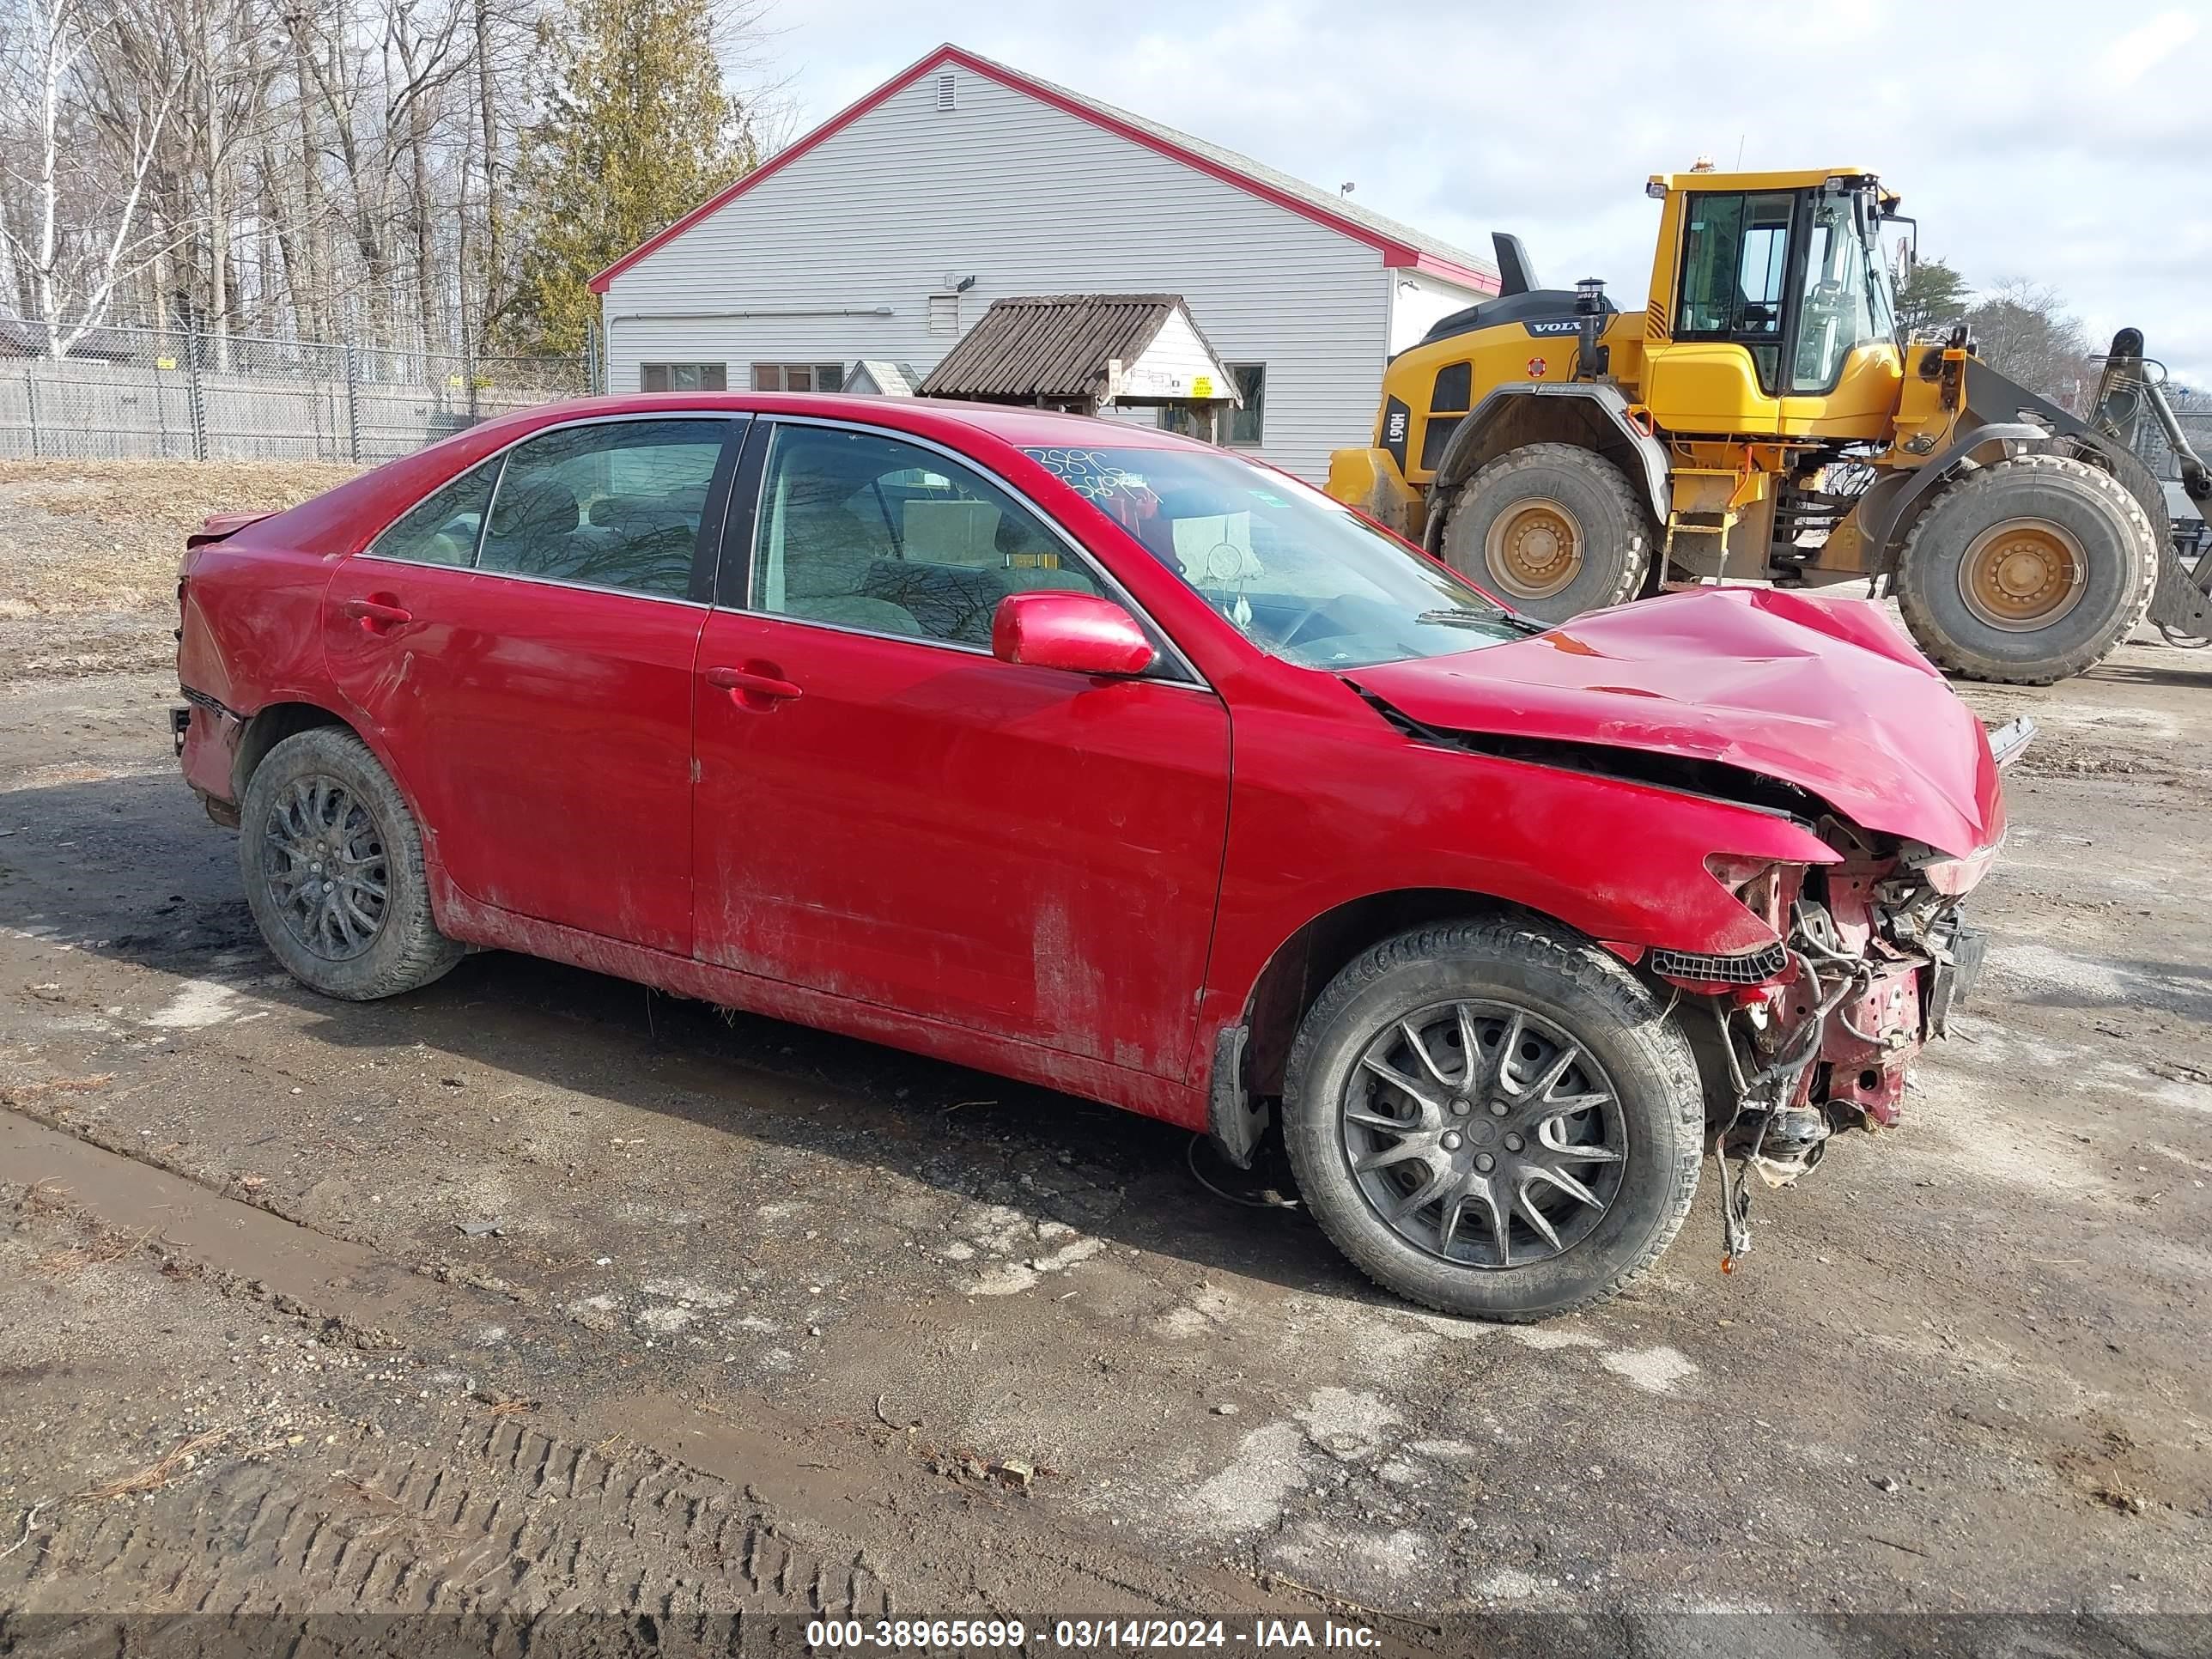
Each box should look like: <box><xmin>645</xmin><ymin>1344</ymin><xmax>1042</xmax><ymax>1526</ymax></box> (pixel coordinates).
<box><xmin>1328</xmin><ymin>166</ymin><xmax>2205</xmax><ymax>684</ymax></box>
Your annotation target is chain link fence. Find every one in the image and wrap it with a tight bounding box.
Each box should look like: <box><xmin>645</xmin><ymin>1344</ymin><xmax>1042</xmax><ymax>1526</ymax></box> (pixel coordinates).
<box><xmin>2139</xmin><ymin>390</ymin><xmax>2211</xmax><ymax>483</ymax></box>
<box><xmin>0</xmin><ymin>323</ymin><xmax>590</xmax><ymax>464</ymax></box>
<box><xmin>2145</xmin><ymin>392</ymin><xmax>2211</xmax><ymax>556</ymax></box>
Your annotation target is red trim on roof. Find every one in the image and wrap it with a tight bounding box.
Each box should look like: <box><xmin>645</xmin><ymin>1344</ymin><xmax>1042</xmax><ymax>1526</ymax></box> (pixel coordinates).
<box><xmin>1407</xmin><ymin>251</ymin><xmax>1498</xmax><ymax>289</ymax></box>
<box><xmin>588</xmin><ymin>45</ymin><xmax>1498</xmax><ymax>296</ymax></box>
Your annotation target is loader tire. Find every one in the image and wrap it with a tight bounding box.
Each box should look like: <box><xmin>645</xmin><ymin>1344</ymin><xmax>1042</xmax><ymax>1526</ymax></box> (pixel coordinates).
<box><xmin>1893</xmin><ymin>454</ymin><xmax>2159</xmax><ymax>684</ymax></box>
<box><xmin>2048</xmin><ymin>443</ymin><xmax>2203</xmax><ymax>641</ymax></box>
<box><xmin>1438</xmin><ymin>443</ymin><xmax>1654</xmax><ymax>623</ymax></box>
<box><xmin>2070</xmin><ymin>441</ymin><xmax>2174</xmax><ymax>555</ymax></box>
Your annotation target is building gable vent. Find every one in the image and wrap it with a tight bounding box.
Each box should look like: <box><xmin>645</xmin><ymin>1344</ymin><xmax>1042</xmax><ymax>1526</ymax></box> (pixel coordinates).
<box><xmin>934</xmin><ymin>71</ymin><xmax>957</xmax><ymax>111</ymax></box>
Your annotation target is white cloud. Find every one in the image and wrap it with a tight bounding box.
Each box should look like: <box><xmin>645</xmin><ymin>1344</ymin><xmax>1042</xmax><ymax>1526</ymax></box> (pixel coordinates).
<box><xmin>757</xmin><ymin>0</ymin><xmax>2212</xmax><ymax>384</ymax></box>
<box><xmin>2098</xmin><ymin>9</ymin><xmax>2201</xmax><ymax>89</ymax></box>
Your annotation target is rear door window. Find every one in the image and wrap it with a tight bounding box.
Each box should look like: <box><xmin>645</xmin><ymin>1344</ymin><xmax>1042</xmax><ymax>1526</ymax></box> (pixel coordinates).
<box><xmin>477</xmin><ymin>419</ymin><xmax>731</xmax><ymax>599</ymax></box>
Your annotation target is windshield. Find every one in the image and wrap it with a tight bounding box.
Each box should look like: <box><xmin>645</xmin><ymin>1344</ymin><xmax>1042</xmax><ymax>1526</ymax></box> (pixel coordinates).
<box><xmin>1023</xmin><ymin>445</ymin><xmax>1525</xmax><ymax>668</ymax></box>
<box><xmin>1792</xmin><ymin>185</ymin><xmax>1899</xmax><ymax>391</ymax></box>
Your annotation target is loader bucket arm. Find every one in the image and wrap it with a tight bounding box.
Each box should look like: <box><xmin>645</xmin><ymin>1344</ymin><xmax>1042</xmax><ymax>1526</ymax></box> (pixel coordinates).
<box><xmin>2085</xmin><ymin>330</ymin><xmax>2212</xmax><ymax>636</ymax></box>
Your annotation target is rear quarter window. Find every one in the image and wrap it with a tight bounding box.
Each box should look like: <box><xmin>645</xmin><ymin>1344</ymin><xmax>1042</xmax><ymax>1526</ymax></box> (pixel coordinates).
<box><xmin>368</xmin><ymin>459</ymin><xmax>501</xmax><ymax>566</ymax></box>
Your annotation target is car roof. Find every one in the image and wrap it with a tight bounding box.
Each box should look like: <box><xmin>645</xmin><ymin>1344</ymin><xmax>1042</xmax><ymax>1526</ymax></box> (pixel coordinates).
<box><xmin>489</xmin><ymin>391</ymin><xmax>1213</xmax><ymax>454</ymax></box>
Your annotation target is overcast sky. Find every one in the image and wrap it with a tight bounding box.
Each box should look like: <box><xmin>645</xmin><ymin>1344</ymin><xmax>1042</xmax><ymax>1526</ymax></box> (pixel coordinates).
<box><xmin>756</xmin><ymin>0</ymin><xmax>2211</xmax><ymax>387</ymax></box>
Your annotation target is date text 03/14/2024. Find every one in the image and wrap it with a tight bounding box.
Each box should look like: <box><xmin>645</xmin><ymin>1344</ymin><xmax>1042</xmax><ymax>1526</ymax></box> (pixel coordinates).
<box><xmin>803</xmin><ymin>1619</ymin><xmax>1384</xmax><ymax>1650</ymax></box>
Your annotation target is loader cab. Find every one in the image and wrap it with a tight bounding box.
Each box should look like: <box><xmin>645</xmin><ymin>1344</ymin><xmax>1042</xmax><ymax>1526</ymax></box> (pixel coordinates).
<box><xmin>1642</xmin><ymin>167</ymin><xmax>1905</xmax><ymax>439</ymax></box>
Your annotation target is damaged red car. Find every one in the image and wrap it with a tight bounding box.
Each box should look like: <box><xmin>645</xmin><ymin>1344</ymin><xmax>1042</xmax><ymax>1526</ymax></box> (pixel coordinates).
<box><xmin>173</xmin><ymin>394</ymin><xmax>2025</xmax><ymax>1320</ymax></box>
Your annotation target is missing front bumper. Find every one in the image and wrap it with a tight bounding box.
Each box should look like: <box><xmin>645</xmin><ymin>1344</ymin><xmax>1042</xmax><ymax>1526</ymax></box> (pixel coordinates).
<box><xmin>1928</xmin><ymin>922</ymin><xmax>1987</xmax><ymax>1037</ymax></box>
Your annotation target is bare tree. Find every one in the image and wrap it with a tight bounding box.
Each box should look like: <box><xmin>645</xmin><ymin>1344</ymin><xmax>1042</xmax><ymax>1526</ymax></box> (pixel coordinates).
<box><xmin>1966</xmin><ymin>277</ymin><xmax>2097</xmax><ymax>409</ymax></box>
<box><xmin>0</xmin><ymin>0</ymin><xmax>187</xmax><ymax>356</ymax></box>
<box><xmin>0</xmin><ymin>0</ymin><xmax>782</xmax><ymax>362</ymax></box>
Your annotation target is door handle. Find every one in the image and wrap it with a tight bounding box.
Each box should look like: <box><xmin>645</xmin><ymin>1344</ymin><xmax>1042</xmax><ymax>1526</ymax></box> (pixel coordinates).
<box><xmin>341</xmin><ymin>596</ymin><xmax>413</xmax><ymax>629</ymax></box>
<box><xmin>706</xmin><ymin>664</ymin><xmax>803</xmax><ymax>703</ymax></box>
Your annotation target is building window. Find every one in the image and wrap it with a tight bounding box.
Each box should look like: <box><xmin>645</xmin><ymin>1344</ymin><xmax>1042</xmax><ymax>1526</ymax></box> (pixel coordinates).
<box><xmin>640</xmin><ymin>362</ymin><xmax>726</xmax><ymax>392</ymax></box>
<box><xmin>750</xmin><ymin>363</ymin><xmax>848</xmax><ymax>392</ymax></box>
<box><xmin>927</xmin><ymin>294</ymin><xmax>960</xmax><ymax>337</ymax></box>
<box><xmin>1156</xmin><ymin>363</ymin><xmax>1266</xmax><ymax>447</ymax></box>
<box><xmin>1223</xmin><ymin>362</ymin><xmax>1265</xmax><ymax>446</ymax></box>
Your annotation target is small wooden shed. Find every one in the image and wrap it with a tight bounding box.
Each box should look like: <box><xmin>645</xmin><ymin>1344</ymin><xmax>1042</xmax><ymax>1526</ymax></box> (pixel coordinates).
<box><xmin>917</xmin><ymin>294</ymin><xmax>1243</xmax><ymax>421</ymax></box>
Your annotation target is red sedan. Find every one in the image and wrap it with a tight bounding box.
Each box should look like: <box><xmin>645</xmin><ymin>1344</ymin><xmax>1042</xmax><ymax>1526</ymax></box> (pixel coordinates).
<box><xmin>173</xmin><ymin>392</ymin><xmax>2020</xmax><ymax>1320</ymax></box>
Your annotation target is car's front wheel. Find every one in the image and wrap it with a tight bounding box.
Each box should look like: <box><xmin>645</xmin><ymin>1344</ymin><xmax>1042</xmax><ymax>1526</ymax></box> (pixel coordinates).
<box><xmin>1282</xmin><ymin>919</ymin><xmax>1702</xmax><ymax>1322</ymax></box>
<box><xmin>240</xmin><ymin>726</ymin><xmax>464</xmax><ymax>1000</ymax></box>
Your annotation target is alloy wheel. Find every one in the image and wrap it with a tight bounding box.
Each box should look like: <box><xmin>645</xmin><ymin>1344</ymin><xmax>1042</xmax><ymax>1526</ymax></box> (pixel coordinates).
<box><xmin>1340</xmin><ymin>999</ymin><xmax>1627</xmax><ymax>1268</ymax></box>
<box><xmin>262</xmin><ymin>773</ymin><xmax>390</xmax><ymax>961</ymax></box>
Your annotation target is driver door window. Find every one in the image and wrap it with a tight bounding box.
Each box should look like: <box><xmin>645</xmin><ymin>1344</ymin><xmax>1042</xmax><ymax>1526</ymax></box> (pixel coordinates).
<box><xmin>1675</xmin><ymin>190</ymin><xmax>1796</xmax><ymax>394</ymax></box>
<box><xmin>750</xmin><ymin>425</ymin><xmax>1109</xmax><ymax>647</ymax></box>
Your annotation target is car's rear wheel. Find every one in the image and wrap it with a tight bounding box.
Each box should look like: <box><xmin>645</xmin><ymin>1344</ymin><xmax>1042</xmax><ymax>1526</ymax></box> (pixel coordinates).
<box><xmin>240</xmin><ymin>726</ymin><xmax>464</xmax><ymax>1000</ymax></box>
<box><xmin>1282</xmin><ymin>919</ymin><xmax>1701</xmax><ymax>1322</ymax></box>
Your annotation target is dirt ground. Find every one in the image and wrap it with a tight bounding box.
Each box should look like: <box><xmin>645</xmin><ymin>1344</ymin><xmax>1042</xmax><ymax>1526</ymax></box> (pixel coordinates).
<box><xmin>0</xmin><ymin>461</ymin><xmax>357</xmax><ymax>678</ymax></box>
<box><xmin>1</xmin><ymin>461</ymin><xmax>2209</xmax><ymax>1650</ymax></box>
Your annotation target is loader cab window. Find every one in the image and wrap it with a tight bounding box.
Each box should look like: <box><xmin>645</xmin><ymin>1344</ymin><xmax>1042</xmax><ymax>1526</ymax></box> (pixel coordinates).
<box><xmin>1792</xmin><ymin>184</ymin><xmax>1898</xmax><ymax>392</ymax></box>
<box><xmin>1674</xmin><ymin>190</ymin><xmax>1796</xmax><ymax>394</ymax></box>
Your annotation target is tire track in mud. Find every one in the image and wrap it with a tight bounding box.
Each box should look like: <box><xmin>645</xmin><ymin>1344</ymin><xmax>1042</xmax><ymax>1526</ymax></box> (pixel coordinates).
<box><xmin>0</xmin><ymin>1111</ymin><xmax>1335</xmax><ymax>1629</ymax></box>
<box><xmin>7</xmin><ymin>1399</ymin><xmax>896</xmax><ymax>1619</ymax></box>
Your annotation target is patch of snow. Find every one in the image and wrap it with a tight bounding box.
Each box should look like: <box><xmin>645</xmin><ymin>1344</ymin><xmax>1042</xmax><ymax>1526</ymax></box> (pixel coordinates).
<box><xmin>1509</xmin><ymin>1327</ymin><xmax>1606</xmax><ymax>1351</ymax></box>
<box><xmin>968</xmin><ymin>1235</ymin><xmax>1104</xmax><ymax>1296</ymax></box>
<box><xmin>1599</xmin><ymin>1344</ymin><xmax>1699</xmax><ymax>1395</ymax></box>
<box><xmin>145</xmin><ymin>979</ymin><xmax>240</xmax><ymax>1029</ymax></box>
<box><xmin>1184</xmin><ymin>1422</ymin><xmax>1306</xmax><ymax>1531</ymax></box>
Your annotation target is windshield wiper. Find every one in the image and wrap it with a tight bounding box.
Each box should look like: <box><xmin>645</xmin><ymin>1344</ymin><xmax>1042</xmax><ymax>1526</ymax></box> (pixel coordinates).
<box><xmin>1419</xmin><ymin>605</ymin><xmax>1549</xmax><ymax>635</ymax></box>
<box><xmin>1417</xmin><ymin>606</ymin><xmax>1534</xmax><ymax>631</ymax></box>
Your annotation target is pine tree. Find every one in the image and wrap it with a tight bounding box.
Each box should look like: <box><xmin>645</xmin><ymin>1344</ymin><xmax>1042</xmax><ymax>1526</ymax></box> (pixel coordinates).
<box><xmin>507</xmin><ymin>0</ymin><xmax>757</xmax><ymax>353</ymax></box>
<box><xmin>1894</xmin><ymin>257</ymin><xmax>1971</xmax><ymax>341</ymax></box>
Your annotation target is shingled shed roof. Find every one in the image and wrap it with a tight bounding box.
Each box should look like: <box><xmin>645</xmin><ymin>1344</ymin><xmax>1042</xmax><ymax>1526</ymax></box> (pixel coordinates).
<box><xmin>919</xmin><ymin>294</ymin><xmax>1240</xmax><ymax>407</ymax></box>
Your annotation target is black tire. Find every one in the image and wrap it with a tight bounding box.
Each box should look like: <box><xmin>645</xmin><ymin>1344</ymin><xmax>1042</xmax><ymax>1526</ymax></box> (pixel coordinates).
<box><xmin>2054</xmin><ymin>441</ymin><xmax>2212</xmax><ymax>643</ymax></box>
<box><xmin>1893</xmin><ymin>453</ymin><xmax>2158</xmax><ymax>684</ymax></box>
<box><xmin>239</xmin><ymin>726</ymin><xmax>464</xmax><ymax>1000</ymax></box>
<box><xmin>2070</xmin><ymin>440</ymin><xmax>2174</xmax><ymax>555</ymax></box>
<box><xmin>1281</xmin><ymin>919</ymin><xmax>1701</xmax><ymax>1322</ymax></box>
<box><xmin>1437</xmin><ymin>443</ymin><xmax>1654</xmax><ymax>623</ymax></box>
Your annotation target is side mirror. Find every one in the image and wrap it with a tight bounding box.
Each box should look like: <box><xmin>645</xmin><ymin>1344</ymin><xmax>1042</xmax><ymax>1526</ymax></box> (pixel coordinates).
<box><xmin>990</xmin><ymin>591</ymin><xmax>1156</xmax><ymax>677</ymax></box>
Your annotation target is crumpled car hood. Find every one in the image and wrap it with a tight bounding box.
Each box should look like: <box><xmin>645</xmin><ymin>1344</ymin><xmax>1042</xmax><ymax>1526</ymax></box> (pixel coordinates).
<box><xmin>1346</xmin><ymin>587</ymin><xmax>2004</xmax><ymax>858</ymax></box>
